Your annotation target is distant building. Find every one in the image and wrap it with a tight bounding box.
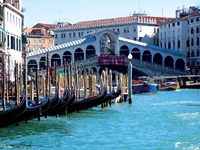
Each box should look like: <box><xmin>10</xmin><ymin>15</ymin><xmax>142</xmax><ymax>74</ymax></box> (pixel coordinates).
<box><xmin>159</xmin><ymin>6</ymin><xmax>200</xmax><ymax>74</ymax></box>
<box><xmin>24</xmin><ymin>23</ymin><xmax>56</xmax><ymax>52</ymax></box>
<box><xmin>53</xmin><ymin>15</ymin><xmax>173</xmax><ymax>46</ymax></box>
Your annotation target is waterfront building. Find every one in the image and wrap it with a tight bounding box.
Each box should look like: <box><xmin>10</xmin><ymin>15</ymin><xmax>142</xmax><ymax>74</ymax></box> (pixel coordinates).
<box><xmin>0</xmin><ymin>0</ymin><xmax>5</xmax><ymax>52</ymax></box>
<box><xmin>24</xmin><ymin>23</ymin><xmax>57</xmax><ymax>52</ymax></box>
<box><xmin>53</xmin><ymin>13</ymin><xmax>173</xmax><ymax>46</ymax></box>
<box><xmin>159</xmin><ymin>6</ymin><xmax>200</xmax><ymax>74</ymax></box>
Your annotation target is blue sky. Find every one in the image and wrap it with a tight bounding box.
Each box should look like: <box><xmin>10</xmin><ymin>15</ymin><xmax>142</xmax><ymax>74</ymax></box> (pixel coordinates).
<box><xmin>23</xmin><ymin>0</ymin><xmax>200</xmax><ymax>27</ymax></box>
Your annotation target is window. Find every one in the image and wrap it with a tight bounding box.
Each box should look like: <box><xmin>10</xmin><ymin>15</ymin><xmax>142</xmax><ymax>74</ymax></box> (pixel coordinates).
<box><xmin>10</xmin><ymin>13</ymin><xmax>12</xmax><ymax>24</ymax></box>
<box><xmin>196</xmin><ymin>18</ymin><xmax>199</xmax><ymax>22</ymax></box>
<box><xmin>178</xmin><ymin>40</ymin><xmax>180</xmax><ymax>48</ymax></box>
<box><xmin>73</xmin><ymin>32</ymin><xmax>76</xmax><ymax>37</ymax></box>
<box><xmin>49</xmin><ymin>40</ymin><xmax>53</xmax><ymax>44</ymax></box>
<box><xmin>177</xmin><ymin>22</ymin><xmax>180</xmax><ymax>25</ymax></box>
<box><xmin>69</xmin><ymin>33</ymin><xmax>71</xmax><ymax>38</ymax></box>
<box><xmin>154</xmin><ymin>28</ymin><xmax>156</xmax><ymax>33</ymax></box>
<box><xmin>196</xmin><ymin>27</ymin><xmax>199</xmax><ymax>33</ymax></box>
<box><xmin>18</xmin><ymin>18</ymin><xmax>20</xmax><ymax>28</ymax></box>
<box><xmin>13</xmin><ymin>15</ymin><xmax>15</xmax><ymax>25</ymax></box>
<box><xmin>117</xmin><ymin>28</ymin><xmax>119</xmax><ymax>32</ymax></box>
<box><xmin>191</xmin><ymin>28</ymin><xmax>194</xmax><ymax>34</ymax></box>
<box><xmin>7</xmin><ymin>12</ymin><xmax>9</xmax><ymax>22</ymax></box>
<box><xmin>168</xmin><ymin>42</ymin><xmax>171</xmax><ymax>49</ymax></box>
<box><xmin>16</xmin><ymin>16</ymin><xmax>17</xmax><ymax>27</ymax></box>
<box><xmin>191</xmin><ymin>38</ymin><xmax>194</xmax><ymax>46</ymax></box>
<box><xmin>191</xmin><ymin>50</ymin><xmax>194</xmax><ymax>57</ymax></box>
<box><xmin>197</xmin><ymin>50</ymin><xmax>200</xmax><ymax>56</ymax></box>
<box><xmin>55</xmin><ymin>34</ymin><xmax>57</xmax><ymax>38</ymax></box>
<box><xmin>197</xmin><ymin>37</ymin><xmax>199</xmax><ymax>46</ymax></box>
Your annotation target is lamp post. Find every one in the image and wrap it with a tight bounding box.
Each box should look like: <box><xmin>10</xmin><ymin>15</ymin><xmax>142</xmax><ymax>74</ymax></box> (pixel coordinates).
<box><xmin>128</xmin><ymin>53</ymin><xmax>133</xmax><ymax>104</ymax></box>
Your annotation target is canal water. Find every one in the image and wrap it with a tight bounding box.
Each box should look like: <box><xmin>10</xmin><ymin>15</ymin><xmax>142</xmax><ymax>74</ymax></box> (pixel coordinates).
<box><xmin>0</xmin><ymin>89</ymin><xmax>200</xmax><ymax>150</ymax></box>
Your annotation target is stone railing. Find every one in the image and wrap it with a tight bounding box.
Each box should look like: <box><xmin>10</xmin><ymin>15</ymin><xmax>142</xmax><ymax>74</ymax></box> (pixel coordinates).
<box><xmin>130</xmin><ymin>59</ymin><xmax>188</xmax><ymax>75</ymax></box>
<box><xmin>39</xmin><ymin>56</ymin><xmax>188</xmax><ymax>76</ymax></box>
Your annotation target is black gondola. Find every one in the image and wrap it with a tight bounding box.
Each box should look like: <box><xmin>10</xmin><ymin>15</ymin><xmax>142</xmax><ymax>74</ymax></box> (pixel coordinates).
<box><xmin>96</xmin><ymin>83</ymin><xmax>122</xmax><ymax>106</ymax></box>
<box><xmin>67</xmin><ymin>85</ymin><xmax>107</xmax><ymax>114</ymax></box>
<box><xmin>0</xmin><ymin>101</ymin><xmax>41</xmax><ymax>128</ymax></box>
<box><xmin>48</xmin><ymin>87</ymin><xmax>69</xmax><ymax>116</ymax></box>
<box><xmin>42</xmin><ymin>85</ymin><xmax>60</xmax><ymax>116</ymax></box>
<box><xmin>54</xmin><ymin>88</ymin><xmax>76</xmax><ymax>115</ymax></box>
<box><xmin>0</xmin><ymin>91</ymin><xmax>27</xmax><ymax>128</ymax></box>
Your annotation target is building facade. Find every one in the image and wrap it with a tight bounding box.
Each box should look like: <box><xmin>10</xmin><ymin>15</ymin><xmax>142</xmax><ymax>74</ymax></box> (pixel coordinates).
<box><xmin>53</xmin><ymin>14</ymin><xmax>173</xmax><ymax>47</ymax></box>
<box><xmin>24</xmin><ymin>23</ymin><xmax>56</xmax><ymax>52</ymax></box>
<box><xmin>0</xmin><ymin>0</ymin><xmax>24</xmax><ymax>81</ymax></box>
<box><xmin>159</xmin><ymin>6</ymin><xmax>200</xmax><ymax>74</ymax></box>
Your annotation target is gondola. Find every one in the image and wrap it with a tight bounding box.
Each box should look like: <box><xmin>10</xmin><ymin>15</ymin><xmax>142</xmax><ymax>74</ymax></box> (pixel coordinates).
<box><xmin>0</xmin><ymin>91</ymin><xmax>27</xmax><ymax>128</ymax></box>
<box><xmin>48</xmin><ymin>87</ymin><xmax>69</xmax><ymax>116</ymax></box>
<box><xmin>55</xmin><ymin>88</ymin><xmax>76</xmax><ymax>115</ymax></box>
<box><xmin>100</xmin><ymin>83</ymin><xmax>122</xmax><ymax>105</ymax></box>
<box><xmin>42</xmin><ymin>85</ymin><xmax>60</xmax><ymax>116</ymax></box>
<box><xmin>28</xmin><ymin>92</ymin><xmax>51</xmax><ymax>114</ymax></box>
<box><xmin>67</xmin><ymin>85</ymin><xmax>107</xmax><ymax>114</ymax></box>
<box><xmin>0</xmin><ymin>101</ymin><xmax>41</xmax><ymax>127</ymax></box>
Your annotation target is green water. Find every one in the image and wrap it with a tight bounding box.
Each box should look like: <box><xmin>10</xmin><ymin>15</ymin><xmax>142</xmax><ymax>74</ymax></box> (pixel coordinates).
<box><xmin>0</xmin><ymin>89</ymin><xmax>200</xmax><ymax>150</ymax></box>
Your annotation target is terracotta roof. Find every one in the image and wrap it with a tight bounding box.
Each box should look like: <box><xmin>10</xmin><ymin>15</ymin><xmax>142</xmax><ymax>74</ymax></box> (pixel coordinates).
<box><xmin>32</xmin><ymin>23</ymin><xmax>57</xmax><ymax>29</ymax></box>
<box><xmin>55</xmin><ymin>15</ymin><xmax>174</xmax><ymax>30</ymax></box>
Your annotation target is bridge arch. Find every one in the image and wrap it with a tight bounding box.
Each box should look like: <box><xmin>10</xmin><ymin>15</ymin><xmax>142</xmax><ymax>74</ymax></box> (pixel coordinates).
<box><xmin>153</xmin><ymin>53</ymin><xmax>162</xmax><ymax>65</ymax></box>
<box><xmin>51</xmin><ymin>53</ymin><xmax>61</xmax><ymax>67</ymax></box>
<box><xmin>142</xmin><ymin>50</ymin><xmax>152</xmax><ymax>62</ymax></box>
<box><xmin>63</xmin><ymin>51</ymin><xmax>72</xmax><ymax>64</ymax></box>
<box><xmin>99</xmin><ymin>32</ymin><xmax>116</xmax><ymax>55</ymax></box>
<box><xmin>86</xmin><ymin>45</ymin><xmax>96</xmax><ymax>59</ymax></box>
<box><xmin>39</xmin><ymin>56</ymin><xmax>46</xmax><ymax>69</ymax></box>
<box><xmin>131</xmin><ymin>48</ymin><xmax>140</xmax><ymax>60</ymax></box>
<box><xmin>175</xmin><ymin>58</ymin><xmax>185</xmax><ymax>70</ymax></box>
<box><xmin>74</xmin><ymin>48</ymin><xmax>84</xmax><ymax>62</ymax></box>
<box><xmin>27</xmin><ymin>59</ymin><xmax>37</xmax><ymax>71</ymax></box>
<box><xmin>164</xmin><ymin>56</ymin><xmax>174</xmax><ymax>68</ymax></box>
<box><xmin>119</xmin><ymin>45</ymin><xmax>129</xmax><ymax>57</ymax></box>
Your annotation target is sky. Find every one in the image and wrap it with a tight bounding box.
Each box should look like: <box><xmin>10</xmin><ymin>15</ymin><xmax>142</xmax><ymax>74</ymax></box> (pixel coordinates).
<box><xmin>22</xmin><ymin>0</ymin><xmax>200</xmax><ymax>27</ymax></box>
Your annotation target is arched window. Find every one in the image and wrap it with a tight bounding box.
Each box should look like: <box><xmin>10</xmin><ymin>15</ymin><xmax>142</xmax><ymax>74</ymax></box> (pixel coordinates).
<box><xmin>197</xmin><ymin>50</ymin><xmax>200</xmax><ymax>56</ymax></box>
<box><xmin>168</xmin><ymin>42</ymin><xmax>171</xmax><ymax>49</ymax></box>
<box><xmin>196</xmin><ymin>26</ymin><xmax>199</xmax><ymax>33</ymax></box>
<box><xmin>191</xmin><ymin>50</ymin><xmax>195</xmax><ymax>57</ymax></box>
<box><xmin>197</xmin><ymin>37</ymin><xmax>199</xmax><ymax>46</ymax></box>
<box><xmin>187</xmin><ymin>51</ymin><xmax>190</xmax><ymax>58</ymax></box>
<box><xmin>191</xmin><ymin>38</ymin><xmax>194</xmax><ymax>46</ymax></box>
<box><xmin>177</xmin><ymin>40</ymin><xmax>180</xmax><ymax>48</ymax></box>
<box><xmin>191</xmin><ymin>27</ymin><xmax>194</xmax><ymax>34</ymax></box>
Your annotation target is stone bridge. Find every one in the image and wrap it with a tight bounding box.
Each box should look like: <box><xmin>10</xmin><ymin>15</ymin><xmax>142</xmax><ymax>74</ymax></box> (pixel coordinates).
<box><xmin>26</xmin><ymin>29</ymin><xmax>188</xmax><ymax>77</ymax></box>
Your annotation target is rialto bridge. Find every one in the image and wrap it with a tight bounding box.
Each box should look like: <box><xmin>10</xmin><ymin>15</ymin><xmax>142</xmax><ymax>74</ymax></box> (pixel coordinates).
<box><xmin>26</xmin><ymin>29</ymin><xmax>188</xmax><ymax>79</ymax></box>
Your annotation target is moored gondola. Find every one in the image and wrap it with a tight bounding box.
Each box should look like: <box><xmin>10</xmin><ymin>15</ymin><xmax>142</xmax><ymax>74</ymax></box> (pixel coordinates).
<box><xmin>0</xmin><ymin>91</ymin><xmax>27</xmax><ymax>128</ymax></box>
<box><xmin>48</xmin><ymin>87</ymin><xmax>69</xmax><ymax>116</ymax></box>
<box><xmin>67</xmin><ymin>85</ymin><xmax>107</xmax><ymax>114</ymax></box>
<box><xmin>95</xmin><ymin>83</ymin><xmax>122</xmax><ymax>106</ymax></box>
<box><xmin>41</xmin><ymin>85</ymin><xmax>60</xmax><ymax>116</ymax></box>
